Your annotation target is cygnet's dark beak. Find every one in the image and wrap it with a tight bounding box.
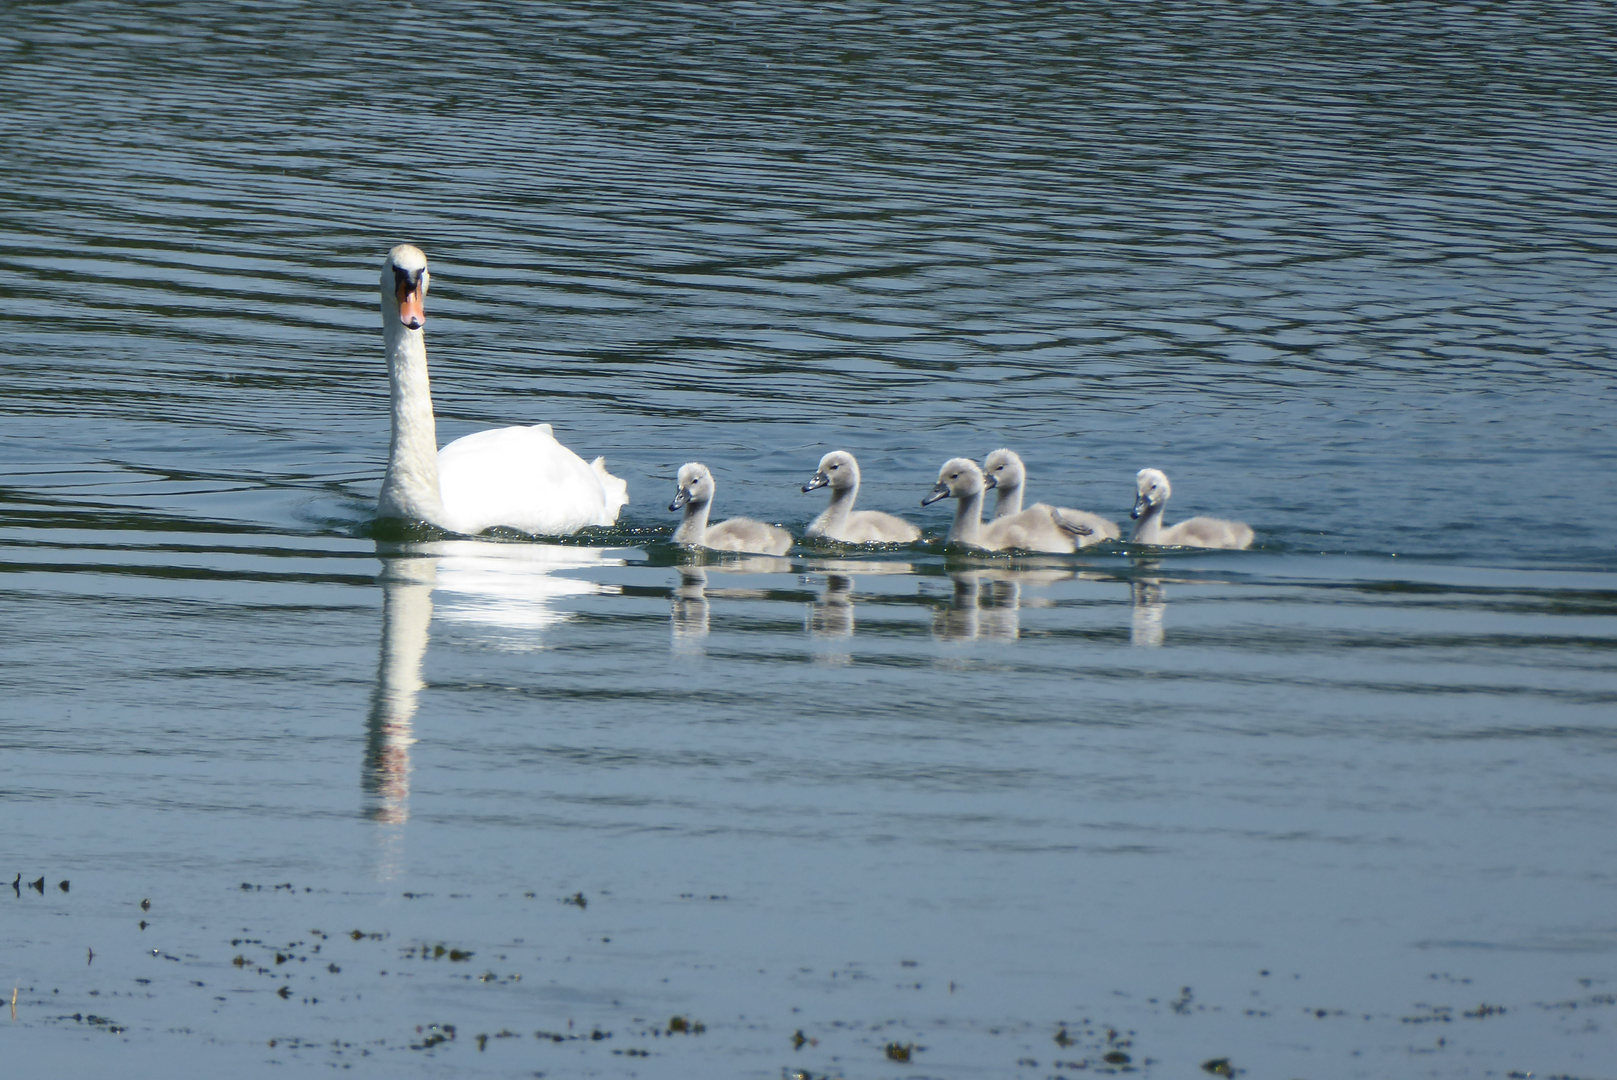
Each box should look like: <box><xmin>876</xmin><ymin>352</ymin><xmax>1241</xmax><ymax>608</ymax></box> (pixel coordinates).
<box><xmin>921</xmin><ymin>483</ymin><xmax>951</xmax><ymax>507</ymax></box>
<box><xmin>803</xmin><ymin>472</ymin><xmax>829</xmax><ymax>493</ymax></box>
<box><xmin>669</xmin><ymin>487</ymin><xmax>691</xmax><ymax>511</ymax></box>
<box><xmin>983</xmin><ymin>474</ymin><xmax>998</xmax><ymax>490</ymax></box>
<box><xmin>1130</xmin><ymin>493</ymin><xmax>1150</xmax><ymax>520</ymax></box>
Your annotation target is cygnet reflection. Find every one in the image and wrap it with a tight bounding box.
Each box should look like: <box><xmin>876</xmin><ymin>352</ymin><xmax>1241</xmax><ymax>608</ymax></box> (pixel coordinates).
<box><xmin>365</xmin><ymin>540</ymin><xmax>628</xmax><ymax>864</ymax></box>
<box><xmin>931</xmin><ymin>566</ymin><xmax>1076</xmax><ymax>642</ymax></box>
<box><xmin>667</xmin><ymin>554</ymin><xmax>795</xmax><ymax>652</ymax></box>
<box><xmin>808</xmin><ymin>573</ymin><xmax>855</xmax><ymax>638</ymax></box>
<box><xmin>1131</xmin><ymin>577</ymin><xmax>1167</xmax><ymax>648</ymax></box>
<box><xmin>802</xmin><ymin>560</ymin><xmax>914</xmax><ymax>641</ymax></box>
<box><xmin>671</xmin><ymin>566</ymin><xmax>712</xmax><ymax>651</ymax></box>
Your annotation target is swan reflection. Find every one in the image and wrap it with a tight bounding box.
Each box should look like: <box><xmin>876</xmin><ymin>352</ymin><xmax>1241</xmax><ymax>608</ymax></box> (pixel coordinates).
<box><xmin>366</xmin><ymin>541</ymin><xmax>627</xmax><ymax>855</ymax></box>
<box><xmin>366</xmin><ymin>554</ymin><xmax>435</xmax><ymax>830</ymax></box>
<box><xmin>931</xmin><ymin>566</ymin><xmax>1075</xmax><ymax>642</ymax></box>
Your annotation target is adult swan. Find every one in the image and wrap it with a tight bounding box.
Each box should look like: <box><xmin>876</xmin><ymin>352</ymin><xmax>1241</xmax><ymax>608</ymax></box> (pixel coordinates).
<box><xmin>375</xmin><ymin>244</ymin><xmax>629</xmax><ymax>535</ymax></box>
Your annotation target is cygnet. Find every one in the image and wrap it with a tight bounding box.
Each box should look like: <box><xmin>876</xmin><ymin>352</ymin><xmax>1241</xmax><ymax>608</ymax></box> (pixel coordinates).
<box><xmin>1130</xmin><ymin>468</ymin><xmax>1253</xmax><ymax>549</ymax></box>
<box><xmin>983</xmin><ymin>448</ymin><xmax>1120</xmax><ymax>546</ymax></box>
<box><xmin>669</xmin><ymin>462</ymin><xmax>794</xmax><ymax>555</ymax></box>
<box><xmin>803</xmin><ymin>451</ymin><xmax>921</xmax><ymax>544</ymax></box>
<box><xmin>921</xmin><ymin>458</ymin><xmax>1092</xmax><ymax>553</ymax></box>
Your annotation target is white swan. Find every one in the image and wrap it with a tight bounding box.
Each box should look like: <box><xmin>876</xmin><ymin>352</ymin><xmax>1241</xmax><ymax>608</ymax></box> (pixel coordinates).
<box><xmin>669</xmin><ymin>462</ymin><xmax>793</xmax><ymax>555</ymax></box>
<box><xmin>921</xmin><ymin>458</ymin><xmax>1091</xmax><ymax>553</ymax></box>
<box><xmin>375</xmin><ymin>245</ymin><xmax>629</xmax><ymax>536</ymax></box>
<box><xmin>983</xmin><ymin>448</ymin><xmax>1120</xmax><ymax>546</ymax></box>
<box><xmin>802</xmin><ymin>451</ymin><xmax>921</xmax><ymax>544</ymax></box>
<box><xmin>1130</xmin><ymin>468</ymin><xmax>1253</xmax><ymax>549</ymax></box>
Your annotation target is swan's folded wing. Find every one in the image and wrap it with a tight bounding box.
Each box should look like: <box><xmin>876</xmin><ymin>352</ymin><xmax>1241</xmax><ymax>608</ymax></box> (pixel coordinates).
<box><xmin>437</xmin><ymin>425</ymin><xmax>624</xmax><ymax>535</ymax></box>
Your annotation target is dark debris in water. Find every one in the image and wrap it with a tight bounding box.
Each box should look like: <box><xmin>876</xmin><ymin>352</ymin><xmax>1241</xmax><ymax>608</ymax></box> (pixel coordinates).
<box><xmin>410</xmin><ymin>1022</ymin><xmax>455</xmax><ymax>1050</ymax></box>
<box><xmin>1401</xmin><ymin>1004</ymin><xmax>1454</xmax><ymax>1025</ymax></box>
<box><xmin>401</xmin><ymin>943</ymin><xmax>474</xmax><ymax>962</ymax></box>
<box><xmin>1042</xmin><ymin>1023</ymin><xmax>1153</xmax><ymax>1074</ymax></box>
<box><xmin>535</xmin><ymin>1026</ymin><xmax>612</xmax><ymax>1043</ymax></box>
<box><xmin>56</xmin><ymin>1012</ymin><xmax>126</xmax><ymax>1034</ymax></box>
<box><xmin>12</xmin><ymin>877</ymin><xmax>1603</xmax><ymax>1075</ymax></box>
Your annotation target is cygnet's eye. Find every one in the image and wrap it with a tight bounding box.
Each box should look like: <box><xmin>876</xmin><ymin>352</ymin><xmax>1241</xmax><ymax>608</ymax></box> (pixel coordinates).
<box><xmin>829</xmin><ymin>464</ymin><xmax>839</xmax><ymax>470</ymax></box>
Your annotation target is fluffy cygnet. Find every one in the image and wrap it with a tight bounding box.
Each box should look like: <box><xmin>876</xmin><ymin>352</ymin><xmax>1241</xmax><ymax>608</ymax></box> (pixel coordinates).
<box><xmin>802</xmin><ymin>451</ymin><xmax>921</xmax><ymax>544</ymax></box>
<box><xmin>983</xmin><ymin>448</ymin><xmax>1121</xmax><ymax>546</ymax></box>
<box><xmin>921</xmin><ymin>458</ymin><xmax>1091</xmax><ymax>553</ymax></box>
<box><xmin>669</xmin><ymin>463</ymin><xmax>794</xmax><ymax>555</ymax></box>
<box><xmin>1130</xmin><ymin>468</ymin><xmax>1254</xmax><ymax>549</ymax></box>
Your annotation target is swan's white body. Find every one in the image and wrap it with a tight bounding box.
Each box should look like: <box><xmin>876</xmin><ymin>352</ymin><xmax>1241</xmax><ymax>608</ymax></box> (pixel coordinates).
<box><xmin>1130</xmin><ymin>468</ymin><xmax>1253</xmax><ymax>549</ymax></box>
<box><xmin>922</xmin><ymin>458</ymin><xmax>1088</xmax><ymax>553</ymax></box>
<box><xmin>803</xmin><ymin>451</ymin><xmax>921</xmax><ymax>544</ymax></box>
<box><xmin>375</xmin><ymin>245</ymin><xmax>628</xmax><ymax>536</ymax></box>
<box><xmin>984</xmin><ymin>448</ymin><xmax>1120</xmax><ymax>546</ymax></box>
<box><xmin>670</xmin><ymin>462</ymin><xmax>793</xmax><ymax>556</ymax></box>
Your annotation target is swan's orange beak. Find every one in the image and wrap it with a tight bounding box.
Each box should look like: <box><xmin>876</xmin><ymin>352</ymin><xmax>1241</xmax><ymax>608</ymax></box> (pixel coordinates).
<box><xmin>396</xmin><ymin>276</ymin><xmax>426</xmax><ymax>330</ymax></box>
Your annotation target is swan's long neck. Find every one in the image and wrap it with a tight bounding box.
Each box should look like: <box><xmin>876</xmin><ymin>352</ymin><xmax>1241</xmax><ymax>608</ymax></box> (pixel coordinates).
<box><xmin>378</xmin><ymin>318</ymin><xmax>446</xmax><ymax>525</ymax></box>
<box><xmin>821</xmin><ymin>484</ymin><xmax>858</xmax><ymax>531</ymax></box>
<box><xmin>1131</xmin><ymin>500</ymin><xmax>1166</xmax><ymax>544</ymax></box>
<box><xmin>949</xmin><ymin>489</ymin><xmax>985</xmax><ymax>546</ymax></box>
<box><xmin>673</xmin><ymin>497</ymin><xmax>713</xmax><ymax>545</ymax></box>
<box><xmin>992</xmin><ymin>481</ymin><xmax>1023</xmax><ymax>519</ymax></box>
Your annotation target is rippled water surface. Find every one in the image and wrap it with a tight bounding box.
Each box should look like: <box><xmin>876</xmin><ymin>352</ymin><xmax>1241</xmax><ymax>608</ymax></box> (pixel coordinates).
<box><xmin>4</xmin><ymin>3</ymin><xmax>1617</xmax><ymax>1077</ymax></box>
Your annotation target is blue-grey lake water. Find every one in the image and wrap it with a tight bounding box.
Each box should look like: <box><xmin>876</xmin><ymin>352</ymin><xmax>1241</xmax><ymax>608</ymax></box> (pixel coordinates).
<box><xmin>4</xmin><ymin>2</ymin><xmax>1616</xmax><ymax>1077</ymax></box>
